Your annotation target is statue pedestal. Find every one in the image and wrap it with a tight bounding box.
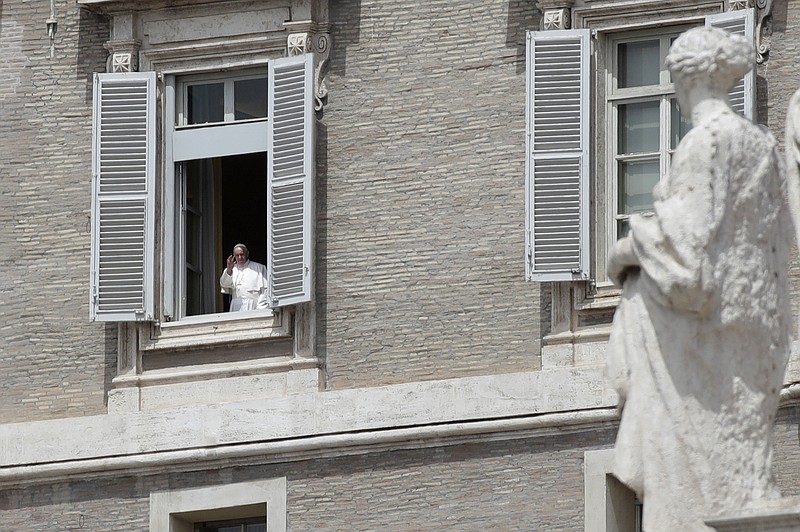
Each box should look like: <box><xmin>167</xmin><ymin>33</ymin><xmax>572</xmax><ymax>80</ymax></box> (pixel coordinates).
<box><xmin>706</xmin><ymin>498</ymin><xmax>800</xmax><ymax>531</ymax></box>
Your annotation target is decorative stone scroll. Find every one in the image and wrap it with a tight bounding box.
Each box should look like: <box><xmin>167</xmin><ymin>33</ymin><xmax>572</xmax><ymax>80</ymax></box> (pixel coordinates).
<box><xmin>756</xmin><ymin>0</ymin><xmax>774</xmax><ymax>63</ymax></box>
<box><xmin>729</xmin><ymin>0</ymin><xmax>773</xmax><ymax>64</ymax></box>
<box><xmin>285</xmin><ymin>22</ymin><xmax>332</xmax><ymax>112</ymax></box>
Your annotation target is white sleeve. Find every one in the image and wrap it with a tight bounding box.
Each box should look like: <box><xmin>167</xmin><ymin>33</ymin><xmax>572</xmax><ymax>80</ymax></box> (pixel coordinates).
<box><xmin>220</xmin><ymin>270</ymin><xmax>234</xmax><ymax>294</ymax></box>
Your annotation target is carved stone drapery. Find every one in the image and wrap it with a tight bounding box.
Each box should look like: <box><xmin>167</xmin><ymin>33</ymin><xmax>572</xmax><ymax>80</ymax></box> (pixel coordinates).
<box><xmin>284</xmin><ymin>22</ymin><xmax>332</xmax><ymax>111</ymax></box>
<box><xmin>728</xmin><ymin>0</ymin><xmax>751</xmax><ymax>9</ymax></box>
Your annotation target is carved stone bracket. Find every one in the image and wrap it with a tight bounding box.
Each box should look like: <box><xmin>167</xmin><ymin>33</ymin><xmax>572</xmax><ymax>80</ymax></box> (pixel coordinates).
<box><xmin>543</xmin><ymin>8</ymin><xmax>571</xmax><ymax>30</ymax></box>
<box><xmin>755</xmin><ymin>0</ymin><xmax>774</xmax><ymax>64</ymax></box>
<box><xmin>285</xmin><ymin>22</ymin><xmax>332</xmax><ymax>112</ymax></box>
<box><xmin>103</xmin><ymin>39</ymin><xmax>141</xmax><ymax>72</ymax></box>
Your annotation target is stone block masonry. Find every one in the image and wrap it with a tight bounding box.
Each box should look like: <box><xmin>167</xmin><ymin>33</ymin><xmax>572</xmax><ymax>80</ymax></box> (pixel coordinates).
<box><xmin>0</xmin><ymin>0</ymin><xmax>113</xmax><ymax>423</ymax></box>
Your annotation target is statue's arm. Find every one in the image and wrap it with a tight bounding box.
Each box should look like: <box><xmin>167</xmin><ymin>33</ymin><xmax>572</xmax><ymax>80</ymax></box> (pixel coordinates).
<box><xmin>607</xmin><ymin>236</ymin><xmax>639</xmax><ymax>287</ymax></box>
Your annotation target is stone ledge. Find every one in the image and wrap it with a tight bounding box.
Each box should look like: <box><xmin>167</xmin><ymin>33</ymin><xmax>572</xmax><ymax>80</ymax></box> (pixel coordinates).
<box><xmin>706</xmin><ymin>497</ymin><xmax>800</xmax><ymax>531</ymax></box>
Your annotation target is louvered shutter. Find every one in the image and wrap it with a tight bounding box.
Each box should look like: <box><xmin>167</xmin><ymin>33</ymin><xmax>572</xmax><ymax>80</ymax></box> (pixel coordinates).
<box><xmin>90</xmin><ymin>72</ymin><xmax>156</xmax><ymax>321</ymax></box>
<box><xmin>706</xmin><ymin>8</ymin><xmax>755</xmax><ymax>120</ymax></box>
<box><xmin>525</xmin><ymin>29</ymin><xmax>590</xmax><ymax>282</ymax></box>
<box><xmin>267</xmin><ymin>54</ymin><xmax>315</xmax><ymax>308</ymax></box>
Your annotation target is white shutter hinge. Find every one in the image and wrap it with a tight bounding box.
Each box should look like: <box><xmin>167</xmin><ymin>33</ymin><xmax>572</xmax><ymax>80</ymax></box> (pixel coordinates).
<box><xmin>526</xmin><ymin>230</ymin><xmax>533</xmax><ymax>267</ymax></box>
<box><xmin>587</xmin><ymin>278</ymin><xmax>597</xmax><ymax>296</ymax></box>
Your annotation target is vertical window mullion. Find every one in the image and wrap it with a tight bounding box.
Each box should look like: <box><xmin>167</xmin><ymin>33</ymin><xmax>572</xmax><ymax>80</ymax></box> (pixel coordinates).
<box><xmin>224</xmin><ymin>80</ymin><xmax>235</xmax><ymax>122</ymax></box>
<box><xmin>177</xmin><ymin>162</ymin><xmax>188</xmax><ymax>317</ymax></box>
<box><xmin>659</xmin><ymin>96</ymin><xmax>671</xmax><ymax>179</ymax></box>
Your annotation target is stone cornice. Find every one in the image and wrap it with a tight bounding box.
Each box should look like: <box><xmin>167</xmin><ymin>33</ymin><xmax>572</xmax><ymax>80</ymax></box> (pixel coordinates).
<box><xmin>0</xmin><ymin>368</ymin><xmax>619</xmax><ymax>486</ymax></box>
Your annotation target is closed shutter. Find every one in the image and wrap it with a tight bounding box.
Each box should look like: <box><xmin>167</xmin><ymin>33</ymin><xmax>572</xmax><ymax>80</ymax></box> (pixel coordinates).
<box><xmin>525</xmin><ymin>29</ymin><xmax>590</xmax><ymax>282</ymax></box>
<box><xmin>267</xmin><ymin>54</ymin><xmax>315</xmax><ymax>308</ymax></box>
<box><xmin>706</xmin><ymin>8</ymin><xmax>755</xmax><ymax>120</ymax></box>
<box><xmin>90</xmin><ymin>72</ymin><xmax>156</xmax><ymax>322</ymax></box>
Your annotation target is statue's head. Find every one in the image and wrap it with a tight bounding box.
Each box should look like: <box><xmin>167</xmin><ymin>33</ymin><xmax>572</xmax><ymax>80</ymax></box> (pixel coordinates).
<box><xmin>665</xmin><ymin>26</ymin><xmax>754</xmax><ymax>94</ymax></box>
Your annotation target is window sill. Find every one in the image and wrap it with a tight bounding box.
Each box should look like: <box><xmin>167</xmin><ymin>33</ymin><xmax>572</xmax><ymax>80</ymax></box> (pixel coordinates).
<box><xmin>543</xmin><ymin>323</ymin><xmax>612</xmax><ymax>347</ymax></box>
<box><xmin>575</xmin><ymin>282</ymin><xmax>621</xmax><ymax>311</ymax></box>
<box><xmin>140</xmin><ymin>310</ymin><xmax>290</xmax><ymax>351</ymax></box>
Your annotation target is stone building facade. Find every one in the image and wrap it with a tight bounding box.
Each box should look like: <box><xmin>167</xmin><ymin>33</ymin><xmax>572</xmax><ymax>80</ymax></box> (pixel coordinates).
<box><xmin>0</xmin><ymin>0</ymin><xmax>798</xmax><ymax>530</ymax></box>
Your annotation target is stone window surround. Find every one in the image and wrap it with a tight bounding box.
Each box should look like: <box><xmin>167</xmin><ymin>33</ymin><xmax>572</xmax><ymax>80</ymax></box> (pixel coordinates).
<box><xmin>149</xmin><ymin>477</ymin><xmax>287</xmax><ymax>532</ymax></box>
<box><xmin>77</xmin><ymin>0</ymin><xmax>325</xmax><ymax>404</ymax></box>
<box><xmin>539</xmin><ymin>0</ymin><xmax>737</xmax><ymax>358</ymax></box>
<box><xmin>584</xmin><ymin>449</ymin><xmax>638</xmax><ymax>532</ymax></box>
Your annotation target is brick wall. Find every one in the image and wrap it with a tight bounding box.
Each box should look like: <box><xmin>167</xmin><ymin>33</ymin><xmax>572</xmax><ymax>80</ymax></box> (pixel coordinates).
<box><xmin>0</xmin><ymin>1</ymin><xmax>113</xmax><ymax>423</ymax></box>
<box><xmin>319</xmin><ymin>0</ymin><xmax>543</xmax><ymax>389</ymax></box>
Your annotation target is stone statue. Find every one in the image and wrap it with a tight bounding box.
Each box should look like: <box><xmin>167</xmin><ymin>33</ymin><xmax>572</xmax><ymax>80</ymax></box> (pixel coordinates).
<box><xmin>606</xmin><ymin>26</ymin><xmax>795</xmax><ymax>531</ymax></box>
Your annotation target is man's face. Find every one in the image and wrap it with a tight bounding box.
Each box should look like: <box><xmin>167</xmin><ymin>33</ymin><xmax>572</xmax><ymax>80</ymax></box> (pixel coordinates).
<box><xmin>233</xmin><ymin>247</ymin><xmax>248</xmax><ymax>265</ymax></box>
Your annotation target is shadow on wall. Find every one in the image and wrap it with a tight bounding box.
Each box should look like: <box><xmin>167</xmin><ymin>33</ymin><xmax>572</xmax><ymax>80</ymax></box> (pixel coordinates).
<box><xmin>313</xmin><ymin>121</ymin><xmax>329</xmax><ymax>379</ymax></box>
<box><xmin>102</xmin><ymin>324</ymin><xmax>118</xmax><ymax>408</ymax></box>
<box><xmin>507</xmin><ymin>0</ymin><xmax>541</xmax><ymax>75</ymax></box>
<box><xmin>77</xmin><ymin>7</ymin><xmax>110</xmax><ymax>105</ymax></box>
<box><xmin>328</xmin><ymin>0</ymin><xmax>361</xmax><ymax>78</ymax></box>
<box><xmin>329</xmin><ymin>0</ymin><xmax>540</xmax><ymax>77</ymax></box>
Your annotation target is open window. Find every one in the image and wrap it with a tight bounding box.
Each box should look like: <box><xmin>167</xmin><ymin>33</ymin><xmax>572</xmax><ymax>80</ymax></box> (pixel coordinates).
<box><xmin>90</xmin><ymin>54</ymin><xmax>316</xmax><ymax>322</ymax></box>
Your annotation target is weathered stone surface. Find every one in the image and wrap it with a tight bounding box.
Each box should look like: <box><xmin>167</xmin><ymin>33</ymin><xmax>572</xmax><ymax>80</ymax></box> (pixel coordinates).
<box><xmin>607</xmin><ymin>26</ymin><xmax>795</xmax><ymax>531</ymax></box>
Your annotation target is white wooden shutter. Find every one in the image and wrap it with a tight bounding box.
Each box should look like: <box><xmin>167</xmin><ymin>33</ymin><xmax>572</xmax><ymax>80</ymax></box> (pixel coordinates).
<box><xmin>267</xmin><ymin>54</ymin><xmax>315</xmax><ymax>308</ymax></box>
<box><xmin>706</xmin><ymin>8</ymin><xmax>755</xmax><ymax>120</ymax></box>
<box><xmin>525</xmin><ymin>29</ymin><xmax>590</xmax><ymax>282</ymax></box>
<box><xmin>90</xmin><ymin>72</ymin><xmax>156</xmax><ymax>321</ymax></box>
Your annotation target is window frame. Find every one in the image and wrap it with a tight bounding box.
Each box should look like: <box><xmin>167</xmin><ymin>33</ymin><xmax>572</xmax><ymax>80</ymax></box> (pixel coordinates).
<box><xmin>604</xmin><ymin>27</ymin><xmax>692</xmax><ymax>256</ymax></box>
<box><xmin>169</xmin><ymin>69</ymin><xmax>272</xmax><ymax>322</ymax></box>
<box><xmin>158</xmin><ymin>54</ymin><xmax>315</xmax><ymax>324</ymax></box>
<box><xmin>149</xmin><ymin>478</ymin><xmax>286</xmax><ymax>532</ymax></box>
<box><xmin>526</xmin><ymin>4</ymin><xmax>757</xmax><ymax>344</ymax></box>
<box><xmin>581</xmin><ymin>6</ymin><xmax>752</xmax><ymax>303</ymax></box>
<box><xmin>176</xmin><ymin>69</ymin><xmax>269</xmax><ymax>128</ymax></box>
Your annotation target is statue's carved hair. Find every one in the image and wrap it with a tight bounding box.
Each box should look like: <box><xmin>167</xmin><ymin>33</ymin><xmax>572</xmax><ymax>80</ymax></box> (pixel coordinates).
<box><xmin>665</xmin><ymin>27</ymin><xmax>754</xmax><ymax>91</ymax></box>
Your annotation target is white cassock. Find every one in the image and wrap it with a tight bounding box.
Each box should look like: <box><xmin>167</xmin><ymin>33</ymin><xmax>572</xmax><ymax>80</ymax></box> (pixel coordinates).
<box><xmin>219</xmin><ymin>260</ymin><xmax>269</xmax><ymax>311</ymax></box>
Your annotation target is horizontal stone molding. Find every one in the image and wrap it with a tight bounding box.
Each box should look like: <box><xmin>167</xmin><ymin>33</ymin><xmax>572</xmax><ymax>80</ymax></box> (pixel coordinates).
<box><xmin>0</xmin><ymin>368</ymin><xmax>619</xmax><ymax>486</ymax></box>
<box><xmin>0</xmin><ymin>409</ymin><xmax>620</xmax><ymax>488</ymax></box>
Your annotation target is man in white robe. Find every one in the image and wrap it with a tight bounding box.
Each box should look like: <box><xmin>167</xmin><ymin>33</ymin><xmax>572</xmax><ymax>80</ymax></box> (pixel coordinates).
<box><xmin>219</xmin><ymin>244</ymin><xmax>269</xmax><ymax>311</ymax></box>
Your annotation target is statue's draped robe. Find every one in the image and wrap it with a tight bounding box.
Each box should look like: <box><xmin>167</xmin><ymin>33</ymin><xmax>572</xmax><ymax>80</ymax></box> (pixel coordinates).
<box><xmin>608</xmin><ymin>108</ymin><xmax>793</xmax><ymax>531</ymax></box>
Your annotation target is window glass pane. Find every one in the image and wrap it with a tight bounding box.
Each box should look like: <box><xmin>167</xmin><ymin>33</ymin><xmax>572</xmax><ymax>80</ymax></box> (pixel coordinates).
<box><xmin>246</xmin><ymin>525</ymin><xmax>266</xmax><ymax>532</ymax></box>
<box><xmin>187</xmin><ymin>82</ymin><xmax>225</xmax><ymax>124</ymax></box>
<box><xmin>617</xmin><ymin>218</ymin><xmax>631</xmax><ymax>239</ymax></box>
<box><xmin>235</xmin><ymin>78</ymin><xmax>268</xmax><ymax>120</ymax></box>
<box><xmin>618</xmin><ymin>40</ymin><xmax>660</xmax><ymax>88</ymax></box>
<box><xmin>619</xmin><ymin>159</ymin><xmax>659</xmax><ymax>214</ymax></box>
<box><xmin>670</xmin><ymin>98</ymin><xmax>692</xmax><ymax>150</ymax></box>
<box><xmin>186</xmin><ymin>269</ymin><xmax>202</xmax><ymax>317</ymax></box>
<box><xmin>619</xmin><ymin>101</ymin><xmax>660</xmax><ymax>154</ymax></box>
